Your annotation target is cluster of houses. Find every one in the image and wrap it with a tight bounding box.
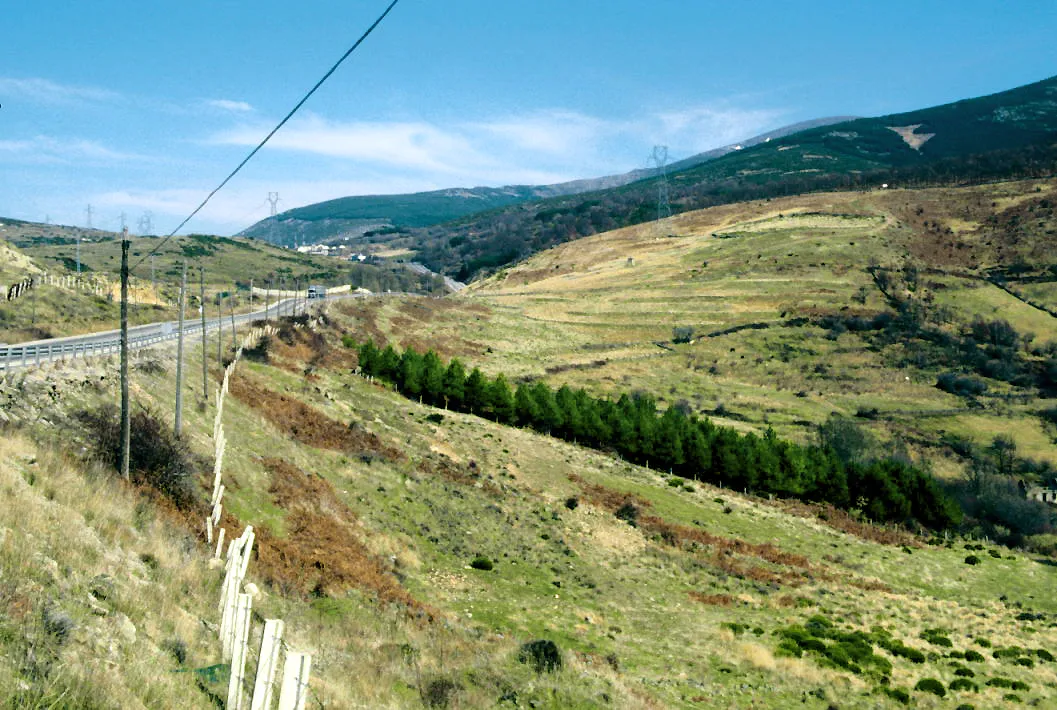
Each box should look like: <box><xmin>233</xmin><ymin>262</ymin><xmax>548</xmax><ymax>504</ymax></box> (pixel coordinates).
<box><xmin>293</xmin><ymin>243</ymin><xmax>369</xmax><ymax>262</ymax></box>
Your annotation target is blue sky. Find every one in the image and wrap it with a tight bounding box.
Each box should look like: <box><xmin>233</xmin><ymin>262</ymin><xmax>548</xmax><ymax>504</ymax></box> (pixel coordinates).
<box><xmin>3</xmin><ymin>0</ymin><xmax>1055</xmax><ymax>235</ymax></box>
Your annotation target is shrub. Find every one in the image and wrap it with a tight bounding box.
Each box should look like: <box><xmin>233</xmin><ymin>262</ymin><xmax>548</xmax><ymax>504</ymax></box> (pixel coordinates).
<box><xmin>421</xmin><ymin>677</ymin><xmax>460</xmax><ymax>708</ymax></box>
<box><xmin>954</xmin><ymin>705</ymin><xmax>975</xmax><ymax>710</ymax></box>
<box><xmin>986</xmin><ymin>677</ymin><xmax>1014</xmax><ymax>688</ymax></box>
<box><xmin>564</xmin><ymin>496</ymin><xmax>579</xmax><ymax>510</ymax></box>
<box><xmin>936</xmin><ymin>372</ymin><xmax>988</xmax><ymax>397</ymax></box>
<box><xmin>469</xmin><ymin>556</ymin><xmax>493</xmax><ymax>571</ymax></box>
<box><xmin>949</xmin><ymin>678</ymin><xmax>978</xmax><ymax>692</ymax></box>
<box><xmin>672</xmin><ymin>326</ymin><xmax>695</xmax><ymax>344</ymax></box>
<box><xmin>1002</xmin><ymin>694</ymin><xmax>1022</xmax><ymax>703</ymax></box>
<box><xmin>76</xmin><ymin>404</ymin><xmax>200</xmax><ymax>509</ymax></box>
<box><xmin>914</xmin><ymin>678</ymin><xmax>946</xmax><ymax>697</ymax></box>
<box><xmin>1036</xmin><ymin>648</ymin><xmax>1055</xmax><ymax>662</ymax></box>
<box><xmin>974</xmin><ymin>638</ymin><xmax>991</xmax><ymax>648</ymax></box>
<box><xmin>953</xmin><ymin>667</ymin><xmax>975</xmax><ymax>677</ymax></box>
<box><xmin>964</xmin><ymin>555</ymin><xmax>981</xmax><ymax>565</ymax></box>
<box><xmin>518</xmin><ymin>640</ymin><xmax>562</xmax><ymax>673</ymax></box>
<box><xmin>614</xmin><ymin>502</ymin><xmax>640</xmax><ymax>527</ymax></box>
<box><xmin>920</xmin><ymin>629</ymin><xmax>953</xmax><ymax>647</ymax></box>
<box><xmin>1014</xmin><ymin>656</ymin><xmax>1034</xmax><ymax>667</ymax></box>
<box><xmin>963</xmin><ymin>649</ymin><xmax>985</xmax><ymax>662</ymax></box>
<box><xmin>882</xmin><ymin>687</ymin><xmax>910</xmax><ymax>705</ymax></box>
<box><xmin>1010</xmin><ymin>680</ymin><xmax>1029</xmax><ymax>691</ymax></box>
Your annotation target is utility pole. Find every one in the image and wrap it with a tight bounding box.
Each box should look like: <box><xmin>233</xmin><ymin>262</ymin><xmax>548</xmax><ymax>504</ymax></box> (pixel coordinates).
<box><xmin>249</xmin><ymin>278</ymin><xmax>254</xmax><ymax>307</ymax></box>
<box><xmin>200</xmin><ymin>264</ymin><xmax>208</xmax><ymax>407</ymax></box>
<box><xmin>217</xmin><ymin>290</ymin><xmax>224</xmax><ymax>365</ymax></box>
<box><xmin>229</xmin><ymin>284</ymin><xmax>237</xmax><ymax>352</ymax></box>
<box><xmin>119</xmin><ymin>228</ymin><xmax>130</xmax><ymax>481</ymax></box>
<box><xmin>85</xmin><ymin>204</ymin><xmax>93</xmax><ymax>229</ymax></box>
<box><xmin>265</xmin><ymin>278</ymin><xmax>271</xmax><ymax>321</ymax></box>
<box><xmin>76</xmin><ymin>237</ymin><xmax>81</xmax><ymax>274</ymax></box>
<box><xmin>294</xmin><ymin>277</ymin><xmax>300</xmax><ymax>316</ymax></box>
<box><xmin>175</xmin><ymin>260</ymin><xmax>187</xmax><ymax>437</ymax></box>
<box><xmin>150</xmin><ymin>254</ymin><xmax>156</xmax><ymax>292</ymax></box>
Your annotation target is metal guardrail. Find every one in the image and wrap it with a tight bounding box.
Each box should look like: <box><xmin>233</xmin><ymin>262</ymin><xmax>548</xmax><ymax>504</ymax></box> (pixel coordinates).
<box><xmin>0</xmin><ymin>298</ymin><xmax>301</xmax><ymax>371</ymax></box>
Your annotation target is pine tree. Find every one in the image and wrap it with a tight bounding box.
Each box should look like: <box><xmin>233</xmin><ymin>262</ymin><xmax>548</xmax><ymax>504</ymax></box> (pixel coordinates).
<box><xmin>465</xmin><ymin>368</ymin><xmax>488</xmax><ymax>414</ymax></box>
<box><xmin>442</xmin><ymin>358</ymin><xmax>466</xmax><ymax>410</ymax></box>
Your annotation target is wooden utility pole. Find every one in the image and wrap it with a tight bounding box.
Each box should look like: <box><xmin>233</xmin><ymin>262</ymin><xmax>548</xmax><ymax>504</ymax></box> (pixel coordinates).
<box><xmin>265</xmin><ymin>278</ymin><xmax>271</xmax><ymax>321</ymax></box>
<box><xmin>294</xmin><ymin>277</ymin><xmax>300</xmax><ymax>316</ymax></box>
<box><xmin>200</xmin><ymin>264</ymin><xmax>208</xmax><ymax>406</ymax></box>
<box><xmin>175</xmin><ymin>260</ymin><xmax>187</xmax><ymax>437</ymax></box>
<box><xmin>229</xmin><ymin>285</ymin><xmax>237</xmax><ymax>352</ymax></box>
<box><xmin>119</xmin><ymin>230</ymin><xmax>131</xmax><ymax>481</ymax></box>
<box><xmin>217</xmin><ymin>292</ymin><xmax>224</xmax><ymax>365</ymax></box>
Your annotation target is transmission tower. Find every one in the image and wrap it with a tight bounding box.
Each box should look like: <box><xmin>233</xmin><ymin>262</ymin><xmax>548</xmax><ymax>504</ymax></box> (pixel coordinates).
<box><xmin>85</xmin><ymin>204</ymin><xmax>93</xmax><ymax>229</ymax></box>
<box><xmin>649</xmin><ymin>145</ymin><xmax>673</xmax><ymax>224</ymax></box>
<box><xmin>138</xmin><ymin>211</ymin><xmax>153</xmax><ymax>236</ymax></box>
<box><xmin>267</xmin><ymin>192</ymin><xmax>280</xmax><ymax>245</ymax></box>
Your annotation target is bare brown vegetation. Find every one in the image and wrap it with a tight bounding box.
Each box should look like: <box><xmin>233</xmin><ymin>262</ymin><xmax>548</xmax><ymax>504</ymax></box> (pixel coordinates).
<box><xmin>250</xmin><ymin>457</ymin><xmax>431</xmax><ymax>615</ymax></box>
<box><xmin>228</xmin><ymin>373</ymin><xmax>402</xmax><ymax>460</ymax></box>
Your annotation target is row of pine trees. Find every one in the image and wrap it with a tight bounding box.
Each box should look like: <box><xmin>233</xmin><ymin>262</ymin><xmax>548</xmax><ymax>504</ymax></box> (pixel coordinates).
<box><xmin>354</xmin><ymin>339</ymin><xmax>960</xmax><ymax>529</ymax></box>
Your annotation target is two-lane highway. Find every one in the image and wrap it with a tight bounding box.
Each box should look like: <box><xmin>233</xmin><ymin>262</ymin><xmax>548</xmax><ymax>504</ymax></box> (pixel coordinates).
<box><xmin>0</xmin><ymin>297</ymin><xmax>300</xmax><ymax>370</ymax></box>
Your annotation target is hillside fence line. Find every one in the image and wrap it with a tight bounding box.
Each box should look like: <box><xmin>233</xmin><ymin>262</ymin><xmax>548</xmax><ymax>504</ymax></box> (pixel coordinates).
<box><xmin>208</xmin><ymin>318</ymin><xmax>314</xmax><ymax>710</ymax></box>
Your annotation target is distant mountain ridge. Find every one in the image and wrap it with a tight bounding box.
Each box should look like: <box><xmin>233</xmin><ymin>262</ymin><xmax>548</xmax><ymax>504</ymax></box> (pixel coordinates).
<box><xmin>237</xmin><ymin>116</ymin><xmax>857</xmax><ymax>246</ymax></box>
<box><xmin>418</xmin><ymin>74</ymin><xmax>1057</xmax><ymax>280</ymax></box>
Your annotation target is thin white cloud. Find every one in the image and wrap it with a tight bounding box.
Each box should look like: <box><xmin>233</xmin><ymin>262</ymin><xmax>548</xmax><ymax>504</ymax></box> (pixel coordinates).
<box><xmin>205</xmin><ymin>99</ymin><xmax>254</xmax><ymax>113</ymax></box>
<box><xmin>0</xmin><ymin>135</ymin><xmax>146</xmax><ymax>163</ymax></box>
<box><xmin>654</xmin><ymin>106</ymin><xmax>784</xmax><ymax>152</ymax></box>
<box><xmin>0</xmin><ymin>77</ymin><xmax>119</xmax><ymax>105</ymax></box>
<box><xmin>210</xmin><ymin>104</ymin><xmax>786</xmax><ymax>187</ymax></box>
<box><xmin>470</xmin><ymin>110</ymin><xmax>612</xmax><ymax>156</ymax></box>
<box><xmin>213</xmin><ymin>114</ymin><xmax>482</xmax><ymax>174</ymax></box>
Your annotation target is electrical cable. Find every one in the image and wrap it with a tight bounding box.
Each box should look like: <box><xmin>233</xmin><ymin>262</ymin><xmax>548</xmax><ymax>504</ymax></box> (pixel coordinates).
<box><xmin>132</xmin><ymin>0</ymin><xmax>400</xmax><ymax>270</ymax></box>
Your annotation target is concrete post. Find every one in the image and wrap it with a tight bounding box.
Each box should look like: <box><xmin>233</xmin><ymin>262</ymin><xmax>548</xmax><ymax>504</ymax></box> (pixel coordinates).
<box><xmin>277</xmin><ymin>652</ymin><xmax>312</xmax><ymax>710</ymax></box>
<box><xmin>250</xmin><ymin>619</ymin><xmax>286</xmax><ymax>710</ymax></box>
<box><xmin>226</xmin><ymin>592</ymin><xmax>254</xmax><ymax>710</ymax></box>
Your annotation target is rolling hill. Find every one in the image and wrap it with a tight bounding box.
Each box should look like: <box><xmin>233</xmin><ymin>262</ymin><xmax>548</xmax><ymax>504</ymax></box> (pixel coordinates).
<box><xmin>3</xmin><ymin>177</ymin><xmax>1057</xmax><ymax>708</ymax></box>
<box><xmin>236</xmin><ymin>118</ymin><xmax>856</xmax><ymax>248</ymax></box>
<box><xmin>416</xmin><ymin>74</ymin><xmax>1057</xmax><ymax>281</ymax></box>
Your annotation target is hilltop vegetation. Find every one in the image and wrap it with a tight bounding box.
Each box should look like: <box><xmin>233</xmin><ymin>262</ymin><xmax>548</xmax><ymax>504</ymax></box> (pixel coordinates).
<box><xmin>239</xmin><ymin>117</ymin><xmax>856</xmax><ymax>249</ymax></box>
<box><xmin>414</xmin><ymin>75</ymin><xmax>1057</xmax><ymax>280</ymax></box>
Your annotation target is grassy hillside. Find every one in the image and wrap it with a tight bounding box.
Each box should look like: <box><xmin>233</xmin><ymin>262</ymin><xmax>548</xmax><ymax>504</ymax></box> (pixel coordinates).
<box><xmin>4</xmin><ymin>298</ymin><xmax>1057</xmax><ymax>708</ymax></box>
<box><xmin>339</xmin><ymin>179</ymin><xmax>1057</xmax><ymax>518</ymax></box>
<box><xmin>412</xmin><ymin>75</ymin><xmax>1057</xmax><ymax>280</ymax></box>
<box><xmin>0</xmin><ymin>219</ymin><xmax>446</xmax><ymax>342</ymax></box>
<box><xmin>238</xmin><ymin>117</ymin><xmax>857</xmax><ymax>249</ymax></box>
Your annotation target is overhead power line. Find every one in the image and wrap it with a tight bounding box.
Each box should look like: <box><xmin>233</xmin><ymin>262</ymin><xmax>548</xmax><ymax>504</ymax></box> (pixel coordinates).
<box><xmin>132</xmin><ymin>0</ymin><xmax>401</xmax><ymax>270</ymax></box>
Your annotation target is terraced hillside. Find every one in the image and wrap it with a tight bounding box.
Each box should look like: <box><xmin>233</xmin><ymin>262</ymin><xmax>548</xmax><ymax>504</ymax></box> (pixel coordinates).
<box><xmin>340</xmin><ymin>178</ymin><xmax>1057</xmax><ymax>525</ymax></box>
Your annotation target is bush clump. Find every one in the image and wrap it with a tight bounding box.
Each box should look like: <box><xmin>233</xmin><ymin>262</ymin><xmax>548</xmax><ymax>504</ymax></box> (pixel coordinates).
<box><xmin>920</xmin><ymin>629</ymin><xmax>953</xmax><ymax>647</ymax></box>
<box><xmin>469</xmin><ymin>556</ymin><xmax>493</xmax><ymax>571</ymax></box>
<box><xmin>949</xmin><ymin>678</ymin><xmax>978</xmax><ymax>692</ymax></box>
<box><xmin>964</xmin><ymin>555</ymin><xmax>981</xmax><ymax>565</ymax></box>
<box><xmin>914</xmin><ymin>678</ymin><xmax>946</xmax><ymax>697</ymax></box>
<box><xmin>76</xmin><ymin>404</ymin><xmax>200</xmax><ymax>508</ymax></box>
<box><xmin>937</xmin><ymin>372</ymin><xmax>988</xmax><ymax>397</ymax></box>
<box><xmin>614</xmin><ymin>501</ymin><xmax>640</xmax><ymax>527</ymax></box>
<box><xmin>963</xmin><ymin>649</ymin><xmax>985</xmax><ymax>662</ymax></box>
<box><xmin>518</xmin><ymin>640</ymin><xmax>562</xmax><ymax>673</ymax></box>
<box><xmin>882</xmin><ymin>687</ymin><xmax>910</xmax><ymax>705</ymax></box>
